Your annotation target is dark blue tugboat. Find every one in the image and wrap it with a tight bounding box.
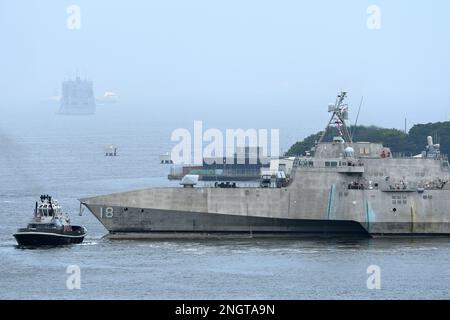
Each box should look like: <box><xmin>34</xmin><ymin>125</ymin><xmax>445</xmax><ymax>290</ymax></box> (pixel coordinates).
<box><xmin>14</xmin><ymin>195</ymin><xmax>87</xmax><ymax>246</ymax></box>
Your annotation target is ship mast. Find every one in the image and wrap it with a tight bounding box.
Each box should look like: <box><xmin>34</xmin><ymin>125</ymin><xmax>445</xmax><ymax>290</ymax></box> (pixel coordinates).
<box><xmin>318</xmin><ymin>91</ymin><xmax>352</xmax><ymax>144</ymax></box>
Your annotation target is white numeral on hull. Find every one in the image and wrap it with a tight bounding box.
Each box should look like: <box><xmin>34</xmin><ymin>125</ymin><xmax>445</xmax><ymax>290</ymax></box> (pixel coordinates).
<box><xmin>100</xmin><ymin>207</ymin><xmax>114</xmax><ymax>218</ymax></box>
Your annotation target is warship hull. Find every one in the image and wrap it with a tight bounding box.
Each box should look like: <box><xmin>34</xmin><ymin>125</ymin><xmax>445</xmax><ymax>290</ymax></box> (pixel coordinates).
<box><xmin>80</xmin><ymin>197</ymin><xmax>450</xmax><ymax>238</ymax></box>
<box><xmin>80</xmin><ymin>157</ymin><xmax>450</xmax><ymax>239</ymax></box>
<box><xmin>79</xmin><ymin>92</ymin><xmax>450</xmax><ymax>239</ymax></box>
<box><xmin>82</xmin><ymin>203</ymin><xmax>370</xmax><ymax>238</ymax></box>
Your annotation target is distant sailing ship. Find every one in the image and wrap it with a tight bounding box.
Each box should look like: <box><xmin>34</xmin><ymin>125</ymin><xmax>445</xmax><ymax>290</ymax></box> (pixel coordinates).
<box><xmin>58</xmin><ymin>76</ymin><xmax>96</xmax><ymax>115</ymax></box>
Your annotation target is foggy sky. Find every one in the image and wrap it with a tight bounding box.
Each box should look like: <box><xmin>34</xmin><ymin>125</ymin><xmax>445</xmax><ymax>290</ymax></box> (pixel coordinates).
<box><xmin>1</xmin><ymin>0</ymin><xmax>449</xmax><ymax>138</ymax></box>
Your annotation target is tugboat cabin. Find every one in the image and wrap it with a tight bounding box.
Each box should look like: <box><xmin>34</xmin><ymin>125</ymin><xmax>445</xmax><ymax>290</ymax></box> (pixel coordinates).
<box><xmin>34</xmin><ymin>196</ymin><xmax>64</xmax><ymax>224</ymax></box>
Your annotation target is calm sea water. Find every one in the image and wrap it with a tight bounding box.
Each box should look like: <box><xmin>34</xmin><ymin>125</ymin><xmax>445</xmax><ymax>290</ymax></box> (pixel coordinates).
<box><xmin>1</xmin><ymin>102</ymin><xmax>450</xmax><ymax>299</ymax></box>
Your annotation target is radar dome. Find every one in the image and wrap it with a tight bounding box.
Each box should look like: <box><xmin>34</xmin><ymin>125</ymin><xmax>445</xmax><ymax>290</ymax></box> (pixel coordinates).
<box><xmin>344</xmin><ymin>146</ymin><xmax>354</xmax><ymax>158</ymax></box>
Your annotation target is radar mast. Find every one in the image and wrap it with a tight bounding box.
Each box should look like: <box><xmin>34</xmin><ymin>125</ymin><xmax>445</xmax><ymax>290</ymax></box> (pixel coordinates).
<box><xmin>318</xmin><ymin>91</ymin><xmax>352</xmax><ymax>144</ymax></box>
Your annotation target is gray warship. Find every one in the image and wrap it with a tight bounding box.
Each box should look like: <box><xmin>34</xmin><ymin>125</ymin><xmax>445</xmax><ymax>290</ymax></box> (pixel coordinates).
<box><xmin>80</xmin><ymin>92</ymin><xmax>450</xmax><ymax>238</ymax></box>
<box><xmin>58</xmin><ymin>76</ymin><xmax>96</xmax><ymax>115</ymax></box>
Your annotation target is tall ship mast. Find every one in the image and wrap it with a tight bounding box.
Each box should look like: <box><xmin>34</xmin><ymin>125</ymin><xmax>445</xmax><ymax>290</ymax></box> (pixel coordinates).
<box><xmin>80</xmin><ymin>91</ymin><xmax>450</xmax><ymax>238</ymax></box>
<box><xmin>58</xmin><ymin>76</ymin><xmax>96</xmax><ymax>115</ymax></box>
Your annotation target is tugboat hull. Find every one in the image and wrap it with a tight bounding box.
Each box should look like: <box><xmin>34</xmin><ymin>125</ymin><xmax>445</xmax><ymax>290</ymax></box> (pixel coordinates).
<box><xmin>14</xmin><ymin>232</ymin><xmax>85</xmax><ymax>246</ymax></box>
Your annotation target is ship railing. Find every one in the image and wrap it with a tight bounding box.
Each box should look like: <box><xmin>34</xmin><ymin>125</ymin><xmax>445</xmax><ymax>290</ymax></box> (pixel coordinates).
<box><xmin>379</xmin><ymin>180</ymin><xmax>448</xmax><ymax>192</ymax></box>
<box><xmin>293</xmin><ymin>153</ymin><xmax>449</xmax><ymax>161</ymax></box>
<box><xmin>204</xmin><ymin>182</ymin><xmax>261</xmax><ymax>188</ymax></box>
<box><xmin>389</xmin><ymin>153</ymin><xmax>449</xmax><ymax>161</ymax></box>
<box><xmin>379</xmin><ymin>185</ymin><xmax>417</xmax><ymax>192</ymax></box>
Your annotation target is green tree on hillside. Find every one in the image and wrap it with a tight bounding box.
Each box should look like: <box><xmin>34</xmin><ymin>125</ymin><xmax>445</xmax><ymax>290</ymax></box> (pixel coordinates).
<box><xmin>285</xmin><ymin>122</ymin><xmax>450</xmax><ymax>157</ymax></box>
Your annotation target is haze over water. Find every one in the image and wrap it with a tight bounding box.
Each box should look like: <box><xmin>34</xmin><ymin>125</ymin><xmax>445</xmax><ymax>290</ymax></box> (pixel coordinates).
<box><xmin>1</xmin><ymin>0</ymin><xmax>450</xmax><ymax>299</ymax></box>
<box><xmin>0</xmin><ymin>102</ymin><xmax>449</xmax><ymax>299</ymax></box>
<box><xmin>2</xmin><ymin>1</ymin><xmax>450</xmax><ymax>135</ymax></box>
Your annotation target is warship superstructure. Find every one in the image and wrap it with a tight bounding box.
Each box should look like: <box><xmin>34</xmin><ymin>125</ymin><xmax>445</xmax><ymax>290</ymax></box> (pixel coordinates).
<box><xmin>58</xmin><ymin>77</ymin><xmax>96</xmax><ymax>115</ymax></box>
<box><xmin>80</xmin><ymin>92</ymin><xmax>450</xmax><ymax>238</ymax></box>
